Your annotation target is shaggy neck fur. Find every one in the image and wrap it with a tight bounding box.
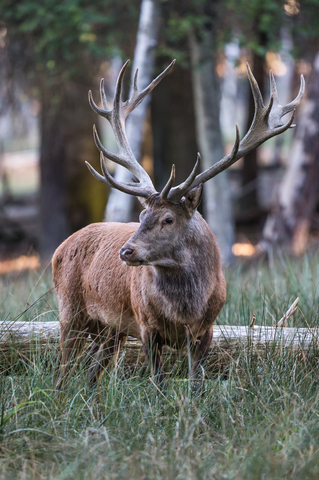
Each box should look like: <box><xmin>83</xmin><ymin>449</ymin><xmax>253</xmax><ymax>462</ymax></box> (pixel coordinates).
<box><xmin>150</xmin><ymin>213</ymin><xmax>217</xmax><ymax>322</ymax></box>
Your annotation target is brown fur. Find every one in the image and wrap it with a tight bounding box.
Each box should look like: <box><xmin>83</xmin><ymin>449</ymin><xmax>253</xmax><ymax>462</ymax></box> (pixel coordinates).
<box><xmin>52</xmin><ymin>192</ymin><xmax>226</xmax><ymax>383</ymax></box>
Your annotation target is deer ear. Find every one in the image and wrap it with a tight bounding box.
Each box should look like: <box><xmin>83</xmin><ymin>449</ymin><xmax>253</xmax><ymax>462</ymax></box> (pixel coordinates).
<box><xmin>182</xmin><ymin>184</ymin><xmax>203</xmax><ymax>216</ymax></box>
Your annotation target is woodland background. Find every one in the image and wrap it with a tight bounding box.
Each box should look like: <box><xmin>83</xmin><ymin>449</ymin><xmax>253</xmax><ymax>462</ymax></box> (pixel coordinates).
<box><xmin>3</xmin><ymin>2</ymin><xmax>319</xmax><ymax>477</ymax></box>
<box><xmin>0</xmin><ymin>0</ymin><xmax>319</xmax><ymax>268</ymax></box>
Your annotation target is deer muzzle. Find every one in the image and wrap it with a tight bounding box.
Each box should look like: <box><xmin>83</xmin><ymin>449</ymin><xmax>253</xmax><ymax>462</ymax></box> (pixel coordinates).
<box><xmin>119</xmin><ymin>247</ymin><xmax>134</xmax><ymax>261</ymax></box>
<box><xmin>119</xmin><ymin>245</ymin><xmax>144</xmax><ymax>266</ymax></box>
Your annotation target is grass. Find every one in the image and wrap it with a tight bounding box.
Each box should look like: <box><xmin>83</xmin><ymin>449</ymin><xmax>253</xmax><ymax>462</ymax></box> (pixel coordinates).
<box><xmin>1</xmin><ymin>252</ymin><xmax>319</xmax><ymax>479</ymax></box>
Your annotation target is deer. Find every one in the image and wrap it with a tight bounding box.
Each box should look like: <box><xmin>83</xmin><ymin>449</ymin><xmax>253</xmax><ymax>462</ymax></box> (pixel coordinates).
<box><xmin>52</xmin><ymin>59</ymin><xmax>304</xmax><ymax>385</ymax></box>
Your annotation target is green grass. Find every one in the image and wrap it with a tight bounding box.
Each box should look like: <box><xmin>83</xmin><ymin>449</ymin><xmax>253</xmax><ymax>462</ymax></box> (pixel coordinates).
<box><xmin>0</xmin><ymin>266</ymin><xmax>57</xmax><ymax>323</ymax></box>
<box><xmin>1</xmin><ymin>253</ymin><xmax>319</xmax><ymax>479</ymax></box>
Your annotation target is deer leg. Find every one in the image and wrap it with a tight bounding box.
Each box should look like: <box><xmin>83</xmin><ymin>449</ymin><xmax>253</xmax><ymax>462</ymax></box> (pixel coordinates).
<box><xmin>83</xmin><ymin>320</ymin><xmax>110</xmax><ymax>365</ymax></box>
<box><xmin>140</xmin><ymin>329</ymin><xmax>165</xmax><ymax>382</ymax></box>
<box><xmin>56</xmin><ymin>315</ymin><xmax>90</xmax><ymax>389</ymax></box>
<box><xmin>112</xmin><ymin>334</ymin><xmax>128</xmax><ymax>366</ymax></box>
<box><xmin>87</xmin><ymin>331</ymin><xmax>127</xmax><ymax>386</ymax></box>
<box><xmin>190</xmin><ymin>326</ymin><xmax>214</xmax><ymax>378</ymax></box>
<box><xmin>80</xmin><ymin>321</ymin><xmax>107</xmax><ymax>377</ymax></box>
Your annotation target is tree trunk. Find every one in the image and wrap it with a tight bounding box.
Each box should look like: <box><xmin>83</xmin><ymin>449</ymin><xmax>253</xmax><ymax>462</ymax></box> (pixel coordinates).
<box><xmin>39</xmin><ymin>77</ymin><xmax>106</xmax><ymax>262</ymax></box>
<box><xmin>104</xmin><ymin>0</ymin><xmax>160</xmax><ymax>222</ymax></box>
<box><xmin>63</xmin><ymin>80</ymin><xmax>106</xmax><ymax>233</ymax></box>
<box><xmin>241</xmin><ymin>50</ymin><xmax>265</xmax><ymax>214</ymax></box>
<box><xmin>189</xmin><ymin>30</ymin><xmax>234</xmax><ymax>264</ymax></box>
<box><xmin>39</xmin><ymin>85</ymin><xmax>69</xmax><ymax>261</ymax></box>
<box><xmin>151</xmin><ymin>63</ymin><xmax>197</xmax><ymax>193</ymax></box>
<box><xmin>260</xmin><ymin>53</ymin><xmax>319</xmax><ymax>256</ymax></box>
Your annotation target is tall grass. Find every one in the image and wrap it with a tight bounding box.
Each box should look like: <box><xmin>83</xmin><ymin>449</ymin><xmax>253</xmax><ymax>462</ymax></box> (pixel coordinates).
<box><xmin>1</xmin><ymin>252</ymin><xmax>319</xmax><ymax>479</ymax></box>
<box><xmin>0</xmin><ymin>266</ymin><xmax>57</xmax><ymax>323</ymax></box>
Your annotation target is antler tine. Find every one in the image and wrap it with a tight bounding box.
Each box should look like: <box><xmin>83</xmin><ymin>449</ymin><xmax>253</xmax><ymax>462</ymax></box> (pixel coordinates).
<box><xmin>100</xmin><ymin>153</ymin><xmax>153</xmax><ymax>198</ymax></box>
<box><xmin>99</xmin><ymin>78</ymin><xmax>109</xmax><ymax>110</ymax></box>
<box><xmin>85</xmin><ymin>158</ymin><xmax>112</xmax><ymax>188</ymax></box>
<box><xmin>160</xmin><ymin>165</ymin><xmax>176</xmax><ymax>200</ymax></box>
<box><xmin>266</xmin><ymin>71</ymin><xmax>304</xmax><ymax>130</ymax></box>
<box><xmin>269</xmin><ymin>70</ymin><xmax>279</xmax><ymax>103</ymax></box>
<box><xmin>92</xmin><ymin>124</ymin><xmax>142</xmax><ymax>179</ymax></box>
<box><xmin>167</xmin><ymin>153</ymin><xmax>201</xmax><ymax>202</ymax></box>
<box><xmin>88</xmin><ymin>88</ymin><xmax>112</xmax><ymax>120</ymax></box>
<box><xmin>91</xmin><ymin>63</ymin><xmax>152</xmax><ymax>186</ymax></box>
<box><xmin>88</xmin><ymin>59</ymin><xmax>176</xmax><ymax>199</ymax></box>
<box><xmin>89</xmin><ymin>60</ymin><xmax>154</xmax><ymax>196</ymax></box>
<box><xmin>167</xmin><ymin>126</ymin><xmax>240</xmax><ymax>201</ymax></box>
<box><xmin>113</xmin><ymin>60</ymin><xmax>130</xmax><ymax>121</ymax></box>
<box><xmin>282</xmin><ymin>74</ymin><xmax>305</xmax><ymax>116</ymax></box>
<box><xmin>246</xmin><ymin>62</ymin><xmax>265</xmax><ymax>110</ymax></box>
<box><xmin>165</xmin><ymin>65</ymin><xmax>305</xmax><ymax>202</ymax></box>
<box><xmin>124</xmin><ymin>60</ymin><xmax>176</xmax><ymax>117</ymax></box>
<box><xmin>85</xmin><ymin>153</ymin><xmax>153</xmax><ymax>199</ymax></box>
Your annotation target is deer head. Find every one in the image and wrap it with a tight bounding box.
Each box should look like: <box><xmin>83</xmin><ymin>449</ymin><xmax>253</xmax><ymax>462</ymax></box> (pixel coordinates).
<box><xmin>87</xmin><ymin>60</ymin><xmax>305</xmax><ymax>266</ymax></box>
<box><xmin>119</xmin><ymin>186</ymin><xmax>204</xmax><ymax>267</ymax></box>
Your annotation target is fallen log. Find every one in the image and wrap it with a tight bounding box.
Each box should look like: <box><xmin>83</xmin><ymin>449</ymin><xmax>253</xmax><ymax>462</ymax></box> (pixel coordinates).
<box><xmin>1</xmin><ymin>295</ymin><xmax>318</xmax><ymax>375</ymax></box>
<box><xmin>1</xmin><ymin>298</ymin><xmax>305</xmax><ymax>347</ymax></box>
<box><xmin>1</xmin><ymin>320</ymin><xmax>318</xmax><ymax>350</ymax></box>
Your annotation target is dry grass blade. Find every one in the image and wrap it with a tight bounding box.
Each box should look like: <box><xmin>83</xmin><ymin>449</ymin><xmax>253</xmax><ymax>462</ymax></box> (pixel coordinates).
<box><xmin>250</xmin><ymin>315</ymin><xmax>256</xmax><ymax>328</ymax></box>
<box><xmin>276</xmin><ymin>297</ymin><xmax>299</xmax><ymax>327</ymax></box>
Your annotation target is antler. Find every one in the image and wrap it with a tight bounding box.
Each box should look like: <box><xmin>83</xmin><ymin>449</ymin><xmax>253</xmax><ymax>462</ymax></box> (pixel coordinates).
<box><xmin>87</xmin><ymin>61</ymin><xmax>304</xmax><ymax>205</ymax></box>
<box><xmin>86</xmin><ymin>59</ymin><xmax>176</xmax><ymax>199</ymax></box>
<box><xmin>166</xmin><ymin>63</ymin><xmax>305</xmax><ymax>203</ymax></box>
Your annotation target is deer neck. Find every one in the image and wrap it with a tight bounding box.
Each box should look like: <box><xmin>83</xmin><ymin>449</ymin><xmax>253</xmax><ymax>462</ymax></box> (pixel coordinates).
<box><xmin>146</xmin><ymin>217</ymin><xmax>217</xmax><ymax>322</ymax></box>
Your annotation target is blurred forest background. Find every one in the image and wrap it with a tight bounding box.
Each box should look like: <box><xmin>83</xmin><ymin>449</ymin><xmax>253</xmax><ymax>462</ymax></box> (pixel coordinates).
<box><xmin>0</xmin><ymin>0</ymin><xmax>319</xmax><ymax>271</ymax></box>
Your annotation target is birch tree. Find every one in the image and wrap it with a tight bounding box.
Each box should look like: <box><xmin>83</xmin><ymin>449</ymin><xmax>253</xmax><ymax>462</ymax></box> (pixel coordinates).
<box><xmin>104</xmin><ymin>0</ymin><xmax>160</xmax><ymax>222</ymax></box>
<box><xmin>260</xmin><ymin>53</ymin><xmax>319</xmax><ymax>256</ymax></box>
<box><xmin>189</xmin><ymin>29</ymin><xmax>234</xmax><ymax>263</ymax></box>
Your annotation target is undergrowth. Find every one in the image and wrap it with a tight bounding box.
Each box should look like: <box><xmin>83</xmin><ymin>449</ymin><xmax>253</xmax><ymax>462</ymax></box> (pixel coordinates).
<box><xmin>1</xmin><ymin>252</ymin><xmax>319</xmax><ymax>479</ymax></box>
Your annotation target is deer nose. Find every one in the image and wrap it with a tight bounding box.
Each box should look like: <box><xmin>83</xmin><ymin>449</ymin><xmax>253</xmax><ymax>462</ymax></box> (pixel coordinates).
<box><xmin>119</xmin><ymin>247</ymin><xmax>134</xmax><ymax>261</ymax></box>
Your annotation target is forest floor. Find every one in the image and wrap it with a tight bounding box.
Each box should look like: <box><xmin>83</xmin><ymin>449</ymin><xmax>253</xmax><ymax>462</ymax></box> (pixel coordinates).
<box><xmin>1</xmin><ymin>254</ymin><xmax>319</xmax><ymax>479</ymax></box>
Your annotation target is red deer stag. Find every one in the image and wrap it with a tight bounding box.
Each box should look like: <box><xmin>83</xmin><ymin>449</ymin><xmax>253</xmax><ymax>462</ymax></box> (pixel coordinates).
<box><xmin>53</xmin><ymin>60</ymin><xmax>304</xmax><ymax>384</ymax></box>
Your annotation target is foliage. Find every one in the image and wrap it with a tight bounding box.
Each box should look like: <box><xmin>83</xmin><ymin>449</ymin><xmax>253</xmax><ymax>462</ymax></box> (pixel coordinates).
<box><xmin>160</xmin><ymin>0</ymin><xmax>319</xmax><ymax>67</ymax></box>
<box><xmin>226</xmin><ymin>0</ymin><xmax>319</xmax><ymax>61</ymax></box>
<box><xmin>0</xmin><ymin>0</ymin><xmax>142</xmax><ymax>252</ymax></box>
<box><xmin>1</xmin><ymin>254</ymin><xmax>319</xmax><ymax>478</ymax></box>
<box><xmin>159</xmin><ymin>0</ymin><xmax>233</xmax><ymax>67</ymax></box>
<box><xmin>226</xmin><ymin>0</ymin><xmax>286</xmax><ymax>56</ymax></box>
<box><xmin>159</xmin><ymin>0</ymin><xmax>297</xmax><ymax>68</ymax></box>
<box><xmin>290</xmin><ymin>0</ymin><xmax>319</xmax><ymax>59</ymax></box>
<box><xmin>1</xmin><ymin>0</ymin><xmax>140</xmax><ymax>86</ymax></box>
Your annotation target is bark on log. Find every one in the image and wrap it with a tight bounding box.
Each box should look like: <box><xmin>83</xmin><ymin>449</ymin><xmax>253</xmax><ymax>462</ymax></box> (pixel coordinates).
<box><xmin>1</xmin><ymin>321</ymin><xmax>317</xmax><ymax>349</ymax></box>
<box><xmin>1</xmin><ymin>320</ymin><xmax>318</xmax><ymax>377</ymax></box>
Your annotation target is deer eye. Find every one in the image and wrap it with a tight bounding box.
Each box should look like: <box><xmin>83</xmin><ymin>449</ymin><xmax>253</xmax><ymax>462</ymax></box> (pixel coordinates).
<box><xmin>164</xmin><ymin>217</ymin><xmax>174</xmax><ymax>225</ymax></box>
